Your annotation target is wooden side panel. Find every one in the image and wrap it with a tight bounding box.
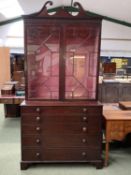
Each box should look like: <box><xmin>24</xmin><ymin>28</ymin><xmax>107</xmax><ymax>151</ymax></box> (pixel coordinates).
<box><xmin>0</xmin><ymin>47</ymin><xmax>10</xmax><ymax>88</ymax></box>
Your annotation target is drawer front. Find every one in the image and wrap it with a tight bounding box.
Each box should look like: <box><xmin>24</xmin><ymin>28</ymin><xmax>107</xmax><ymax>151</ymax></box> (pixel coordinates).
<box><xmin>22</xmin><ymin>148</ymin><xmax>101</xmax><ymax>161</ymax></box>
<box><xmin>21</xmin><ymin>106</ymin><xmax>102</xmax><ymax>116</ymax></box>
<box><xmin>107</xmin><ymin>121</ymin><xmax>124</xmax><ymax>141</ymax></box>
<box><xmin>109</xmin><ymin>121</ymin><xmax>124</xmax><ymax>132</ymax></box>
<box><xmin>21</xmin><ymin>106</ymin><xmax>41</xmax><ymax>114</ymax></box>
<box><xmin>21</xmin><ymin>106</ymin><xmax>102</xmax><ymax>127</ymax></box>
<box><xmin>21</xmin><ymin>113</ymin><xmax>88</xmax><ymax>123</ymax></box>
<box><xmin>110</xmin><ymin>131</ymin><xmax>125</xmax><ymax>141</ymax></box>
<box><xmin>22</xmin><ymin>134</ymin><xmax>101</xmax><ymax>147</ymax></box>
<box><xmin>21</xmin><ymin>113</ymin><xmax>101</xmax><ymax>125</ymax></box>
<box><xmin>0</xmin><ymin>98</ymin><xmax>13</xmax><ymax>104</ymax></box>
<box><xmin>39</xmin><ymin>106</ymin><xmax>102</xmax><ymax>116</ymax></box>
<box><xmin>21</xmin><ymin>106</ymin><xmax>88</xmax><ymax>114</ymax></box>
<box><xmin>22</xmin><ymin>122</ymin><xmax>100</xmax><ymax>135</ymax></box>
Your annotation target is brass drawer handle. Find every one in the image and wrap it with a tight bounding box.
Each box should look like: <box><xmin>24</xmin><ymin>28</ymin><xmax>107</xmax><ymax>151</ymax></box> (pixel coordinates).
<box><xmin>82</xmin><ymin>138</ymin><xmax>87</xmax><ymax>143</ymax></box>
<box><xmin>36</xmin><ymin>127</ymin><xmax>41</xmax><ymax>131</ymax></box>
<box><xmin>36</xmin><ymin>152</ymin><xmax>40</xmax><ymax>157</ymax></box>
<box><xmin>82</xmin><ymin>127</ymin><xmax>87</xmax><ymax>132</ymax></box>
<box><xmin>36</xmin><ymin>107</ymin><xmax>40</xmax><ymax>112</ymax></box>
<box><xmin>36</xmin><ymin>116</ymin><xmax>40</xmax><ymax>121</ymax></box>
<box><xmin>82</xmin><ymin>116</ymin><xmax>87</xmax><ymax>121</ymax></box>
<box><xmin>82</xmin><ymin>152</ymin><xmax>86</xmax><ymax>156</ymax></box>
<box><xmin>83</xmin><ymin>108</ymin><xmax>87</xmax><ymax>112</ymax></box>
<box><xmin>36</xmin><ymin>139</ymin><xmax>40</xmax><ymax>143</ymax></box>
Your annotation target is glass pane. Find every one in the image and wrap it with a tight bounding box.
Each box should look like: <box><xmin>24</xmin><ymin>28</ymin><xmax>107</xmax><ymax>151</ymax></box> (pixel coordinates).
<box><xmin>65</xmin><ymin>24</ymin><xmax>100</xmax><ymax>99</ymax></box>
<box><xmin>27</xmin><ymin>25</ymin><xmax>60</xmax><ymax>99</ymax></box>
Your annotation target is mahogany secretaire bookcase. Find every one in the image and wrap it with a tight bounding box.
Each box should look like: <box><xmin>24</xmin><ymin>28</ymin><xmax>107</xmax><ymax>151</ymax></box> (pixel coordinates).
<box><xmin>20</xmin><ymin>1</ymin><xmax>103</xmax><ymax>170</ymax></box>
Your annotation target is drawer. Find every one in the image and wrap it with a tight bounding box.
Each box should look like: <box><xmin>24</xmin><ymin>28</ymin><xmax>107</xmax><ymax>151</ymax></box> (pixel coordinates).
<box><xmin>40</xmin><ymin>107</ymin><xmax>89</xmax><ymax>115</ymax></box>
<box><xmin>22</xmin><ymin>148</ymin><xmax>42</xmax><ymax>161</ymax></box>
<box><xmin>22</xmin><ymin>135</ymin><xmax>42</xmax><ymax>147</ymax></box>
<box><xmin>21</xmin><ymin>113</ymin><xmax>89</xmax><ymax>124</ymax></box>
<box><xmin>22</xmin><ymin>123</ymin><xmax>100</xmax><ymax>135</ymax></box>
<box><xmin>22</xmin><ymin>148</ymin><xmax>101</xmax><ymax>161</ymax></box>
<box><xmin>21</xmin><ymin>106</ymin><xmax>88</xmax><ymax>115</ymax></box>
<box><xmin>22</xmin><ymin>134</ymin><xmax>101</xmax><ymax>147</ymax></box>
<box><xmin>21</xmin><ymin>107</ymin><xmax>41</xmax><ymax>114</ymax></box>
<box><xmin>21</xmin><ymin>106</ymin><xmax>102</xmax><ymax>116</ymax></box>
<box><xmin>0</xmin><ymin>98</ymin><xmax>13</xmax><ymax>104</ymax></box>
<box><xmin>43</xmin><ymin>135</ymin><xmax>101</xmax><ymax>148</ymax></box>
<box><xmin>21</xmin><ymin>112</ymin><xmax>101</xmax><ymax>125</ymax></box>
<box><xmin>109</xmin><ymin>121</ymin><xmax>124</xmax><ymax>132</ymax></box>
<box><xmin>110</xmin><ymin>131</ymin><xmax>125</xmax><ymax>141</ymax></box>
<box><xmin>42</xmin><ymin>106</ymin><xmax>102</xmax><ymax>116</ymax></box>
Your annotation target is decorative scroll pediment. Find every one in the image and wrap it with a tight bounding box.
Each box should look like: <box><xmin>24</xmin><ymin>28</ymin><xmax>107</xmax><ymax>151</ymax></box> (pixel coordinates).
<box><xmin>23</xmin><ymin>1</ymin><xmax>102</xmax><ymax>20</ymax></box>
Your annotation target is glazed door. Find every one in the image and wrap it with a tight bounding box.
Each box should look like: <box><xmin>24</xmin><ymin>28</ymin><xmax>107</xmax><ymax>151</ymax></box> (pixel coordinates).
<box><xmin>64</xmin><ymin>22</ymin><xmax>100</xmax><ymax>100</ymax></box>
<box><xmin>25</xmin><ymin>21</ymin><xmax>101</xmax><ymax>101</ymax></box>
<box><xmin>26</xmin><ymin>23</ymin><xmax>60</xmax><ymax>100</ymax></box>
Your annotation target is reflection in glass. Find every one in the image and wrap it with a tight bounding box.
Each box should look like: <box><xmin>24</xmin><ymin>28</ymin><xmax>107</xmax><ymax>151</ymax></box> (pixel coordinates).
<box><xmin>65</xmin><ymin>25</ymin><xmax>99</xmax><ymax>99</ymax></box>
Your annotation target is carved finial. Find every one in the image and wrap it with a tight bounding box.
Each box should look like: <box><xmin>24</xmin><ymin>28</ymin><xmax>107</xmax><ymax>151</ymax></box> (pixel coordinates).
<box><xmin>37</xmin><ymin>1</ymin><xmax>53</xmax><ymax>16</ymax></box>
<box><xmin>43</xmin><ymin>1</ymin><xmax>53</xmax><ymax>9</ymax></box>
<box><xmin>73</xmin><ymin>2</ymin><xmax>84</xmax><ymax>12</ymax></box>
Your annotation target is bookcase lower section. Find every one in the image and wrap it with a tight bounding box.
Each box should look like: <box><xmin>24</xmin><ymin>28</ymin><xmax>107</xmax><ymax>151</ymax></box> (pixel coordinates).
<box><xmin>21</xmin><ymin>101</ymin><xmax>103</xmax><ymax>169</ymax></box>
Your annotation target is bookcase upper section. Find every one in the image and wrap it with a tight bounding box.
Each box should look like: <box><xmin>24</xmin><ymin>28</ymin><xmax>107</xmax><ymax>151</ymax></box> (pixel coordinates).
<box><xmin>23</xmin><ymin>1</ymin><xmax>102</xmax><ymax>101</ymax></box>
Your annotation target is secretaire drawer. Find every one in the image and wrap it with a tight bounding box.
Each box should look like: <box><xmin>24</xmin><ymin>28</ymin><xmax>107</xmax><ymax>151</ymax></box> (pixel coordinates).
<box><xmin>21</xmin><ymin>106</ymin><xmax>88</xmax><ymax>114</ymax></box>
<box><xmin>21</xmin><ymin>106</ymin><xmax>102</xmax><ymax>116</ymax></box>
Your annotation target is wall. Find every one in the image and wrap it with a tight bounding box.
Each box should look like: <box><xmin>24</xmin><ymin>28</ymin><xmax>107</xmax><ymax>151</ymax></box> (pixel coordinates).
<box><xmin>0</xmin><ymin>20</ymin><xmax>24</xmax><ymax>53</ymax></box>
<box><xmin>101</xmin><ymin>20</ymin><xmax>131</xmax><ymax>57</ymax></box>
